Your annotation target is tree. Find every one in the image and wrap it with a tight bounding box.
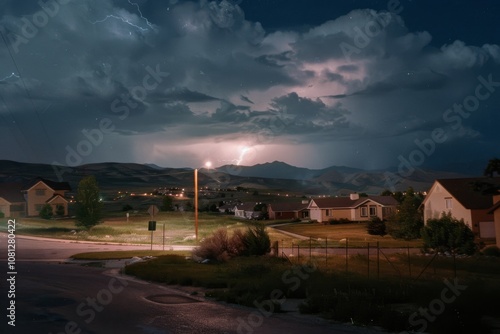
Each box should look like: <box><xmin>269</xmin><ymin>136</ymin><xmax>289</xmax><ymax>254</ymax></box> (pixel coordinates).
<box><xmin>39</xmin><ymin>204</ymin><xmax>53</xmax><ymax>220</ymax></box>
<box><xmin>380</xmin><ymin>189</ymin><xmax>393</xmax><ymax>197</ymax></box>
<box><xmin>484</xmin><ymin>158</ymin><xmax>500</xmax><ymax>177</ymax></box>
<box><xmin>75</xmin><ymin>176</ymin><xmax>103</xmax><ymax>230</ymax></box>
<box><xmin>161</xmin><ymin>196</ymin><xmax>174</xmax><ymax>211</ymax></box>
<box><xmin>386</xmin><ymin>187</ymin><xmax>423</xmax><ymax>240</ymax></box>
<box><xmin>421</xmin><ymin>212</ymin><xmax>477</xmax><ymax>255</ymax></box>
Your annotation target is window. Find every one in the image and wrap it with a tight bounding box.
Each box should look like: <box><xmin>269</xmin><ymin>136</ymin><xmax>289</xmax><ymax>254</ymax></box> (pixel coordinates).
<box><xmin>35</xmin><ymin>204</ymin><xmax>44</xmax><ymax>212</ymax></box>
<box><xmin>445</xmin><ymin>198</ymin><xmax>452</xmax><ymax>209</ymax></box>
<box><xmin>360</xmin><ymin>206</ymin><xmax>368</xmax><ymax>217</ymax></box>
<box><xmin>35</xmin><ymin>189</ymin><xmax>46</xmax><ymax>196</ymax></box>
<box><xmin>369</xmin><ymin>206</ymin><xmax>377</xmax><ymax>216</ymax></box>
<box><xmin>325</xmin><ymin>209</ymin><xmax>330</xmax><ymax>216</ymax></box>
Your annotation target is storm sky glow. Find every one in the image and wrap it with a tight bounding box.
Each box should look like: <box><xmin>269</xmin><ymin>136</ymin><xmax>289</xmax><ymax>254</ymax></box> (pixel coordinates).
<box><xmin>0</xmin><ymin>0</ymin><xmax>498</xmax><ymax>172</ymax></box>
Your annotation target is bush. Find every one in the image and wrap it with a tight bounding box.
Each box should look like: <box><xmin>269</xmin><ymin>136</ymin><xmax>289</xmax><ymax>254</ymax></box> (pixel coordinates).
<box><xmin>421</xmin><ymin>212</ymin><xmax>477</xmax><ymax>255</ymax></box>
<box><xmin>242</xmin><ymin>224</ymin><xmax>271</xmax><ymax>256</ymax></box>
<box><xmin>193</xmin><ymin>225</ymin><xmax>271</xmax><ymax>262</ymax></box>
<box><xmin>367</xmin><ymin>217</ymin><xmax>386</xmax><ymax>236</ymax></box>
<box><xmin>39</xmin><ymin>204</ymin><xmax>53</xmax><ymax>220</ymax></box>
<box><xmin>55</xmin><ymin>204</ymin><xmax>65</xmax><ymax>217</ymax></box>
<box><xmin>482</xmin><ymin>246</ymin><xmax>500</xmax><ymax>257</ymax></box>
<box><xmin>193</xmin><ymin>228</ymin><xmax>231</xmax><ymax>262</ymax></box>
<box><xmin>0</xmin><ymin>211</ymin><xmax>4</xmax><ymax>218</ymax></box>
<box><xmin>329</xmin><ymin>218</ymin><xmax>351</xmax><ymax>225</ymax></box>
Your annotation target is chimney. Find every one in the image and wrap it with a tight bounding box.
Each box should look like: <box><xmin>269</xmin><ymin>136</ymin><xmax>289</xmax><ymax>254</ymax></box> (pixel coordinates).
<box><xmin>350</xmin><ymin>193</ymin><xmax>359</xmax><ymax>200</ymax></box>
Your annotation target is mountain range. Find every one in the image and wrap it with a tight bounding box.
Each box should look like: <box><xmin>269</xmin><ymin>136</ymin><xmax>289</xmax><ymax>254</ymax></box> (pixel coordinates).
<box><xmin>0</xmin><ymin>160</ymin><xmax>473</xmax><ymax>195</ymax></box>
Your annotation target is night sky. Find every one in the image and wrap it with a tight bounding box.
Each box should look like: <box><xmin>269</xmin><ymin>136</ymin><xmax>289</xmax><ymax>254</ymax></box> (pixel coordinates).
<box><xmin>0</xmin><ymin>0</ymin><xmax>499</xmax><ymax>172</ymax></box>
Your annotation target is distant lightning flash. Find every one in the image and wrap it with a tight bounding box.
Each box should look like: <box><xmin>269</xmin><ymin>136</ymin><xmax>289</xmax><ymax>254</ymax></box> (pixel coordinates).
<box><xmin>127</xmin><ymin>0</ymin><xmax>155</xmax><ymax>30</ymax></box>
<box><xmin>90</xmin><ymin>15</ymin><xmax>148</xmax><ymax>32</ymax></box>
<box><xmin>0</xmin><ymin>72</ymin><xmax>20</xmax><ymax>82</ymax></box>
<box><xmin>90</xmin><ymin>1</ymin><xmax>154</xmax><ymax>32</ymax></box>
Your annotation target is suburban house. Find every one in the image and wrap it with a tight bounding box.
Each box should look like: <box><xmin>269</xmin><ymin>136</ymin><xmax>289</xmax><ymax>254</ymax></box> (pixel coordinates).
<box><xmin>308</xmin><ymin>194</ymin><xmax>398</xmax><ymax>223</ymax></box>
<box><xmin>24</xmin><ymin>178</ymin><xmax>72</xmax><ymax>216</ymax></box>
<box><xmin>488</xmin><ymin>195</ymin><xmax>500</xmax><ymax>247</ymax></box>
<box><xmin>267</xmin><ymin>201</ymin><xmax>309</xmax><ymax>220</ymax></box>
<box><xmin>0</xmin><ymin>183</ymin><xmax>26</xmax><ymax>218</ymax></box>
<box><xmin>0</xmin><ymin>178</ymin><xmax>72</xmax><ymax>217</ymax></box>
<box><xmin>234</xmin><ymin>202</ymin><xmax>261</xmax><ymax>219</ymax></box>
<box><xmin>421</xmin><ymin>177</ymin><xmax>500</xmax><ymax>241</ymax></box>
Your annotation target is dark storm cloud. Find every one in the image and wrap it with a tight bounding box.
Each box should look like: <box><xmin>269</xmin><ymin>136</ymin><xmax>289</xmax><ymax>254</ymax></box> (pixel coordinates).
<box><xmin>0</xmin><ymin>0</ymin><xmax>499</xmax><ymax>170</ymax></box>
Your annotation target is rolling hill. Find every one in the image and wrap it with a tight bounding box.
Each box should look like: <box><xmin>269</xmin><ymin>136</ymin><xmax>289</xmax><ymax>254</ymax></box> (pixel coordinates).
<box><xmin>0</xmin><ymin>160</ymin><xmax>470</xmax><ymax>195</ymax></box>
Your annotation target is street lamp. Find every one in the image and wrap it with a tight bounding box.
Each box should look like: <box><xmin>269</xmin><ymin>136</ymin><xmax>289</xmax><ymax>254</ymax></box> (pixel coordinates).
<box><xmin>194</xmin><ymin>161</ymin><xmax>212</xmax><ymax>242</ymax></box>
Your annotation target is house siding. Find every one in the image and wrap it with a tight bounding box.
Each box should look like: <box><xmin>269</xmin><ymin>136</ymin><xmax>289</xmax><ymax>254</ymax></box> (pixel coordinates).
<box><xmin>25</xmin><ymin>181</ymin><xmax>70</xmax><ymax>217</ymax></box>
<box><xmin>423</xmin><ymin>182</ymin><xmax>472</xmax><ymax>228</ymax></box>
<box><xmin>25</xmin><ymin>183</ymin><xmax>54</xmax><ymax>216</ymax></box>
<box><xmin>0</xmin><ymin>198</ymin><xmax>11</xmax><ymax>217</ymax></box>
<box><xmin>48</xmin><ymin>197</ymin><xmax>69</xmax><ymax>216</ymax></box>
<box><xmin>494</xmin><ymin>196</ymin><xmax>500</xmax><ymax>248</ymax></box>
<box><xmin>471</xmin><ymin>210</ymin><xmax>494</xmax><ymax>237</ymax></box>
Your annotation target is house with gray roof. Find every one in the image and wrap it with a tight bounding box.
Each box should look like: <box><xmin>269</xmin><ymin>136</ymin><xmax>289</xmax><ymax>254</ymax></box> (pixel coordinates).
<box><xmin>308</xmin><ymin>193</ymin><xmax>398</xmax><ymax>223</ymax></box>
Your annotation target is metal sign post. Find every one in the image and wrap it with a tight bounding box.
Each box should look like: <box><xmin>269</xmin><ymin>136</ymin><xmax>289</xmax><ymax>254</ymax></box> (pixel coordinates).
<box><xmin>147</xmin><ymin>205</ymin><xmax>159</xmax><ymax>250</ymax></box>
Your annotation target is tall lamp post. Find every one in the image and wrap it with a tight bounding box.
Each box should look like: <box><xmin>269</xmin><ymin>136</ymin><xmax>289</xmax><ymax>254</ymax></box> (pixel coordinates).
<box><xmin>194</xmin><ymin>168</ymin><xmax>199</xmax><ymax>242</ymax></box>
<box><xmin>194</xmin><ymin>161</ymin><xmax>211</xmax><ymax>242</ymax></box>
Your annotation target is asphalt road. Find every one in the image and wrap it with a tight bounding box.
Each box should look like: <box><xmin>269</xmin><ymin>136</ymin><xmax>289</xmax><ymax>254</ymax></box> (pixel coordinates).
<box><xmin>0</xmin><ymin>234</ymin><xmax>385</xmax><ymax>334</ymax></box>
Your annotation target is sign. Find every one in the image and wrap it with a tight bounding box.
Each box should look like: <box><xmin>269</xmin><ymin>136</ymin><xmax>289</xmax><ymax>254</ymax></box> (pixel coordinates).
<box><xmin>148</xmin><ymin>221</ymin><xmax>156</xmax><ymax>231</ymax></box>
<box><xmin>148</xmin><ymin>205</ymin><xmax>159</xmax><ymax>218</ymax></box>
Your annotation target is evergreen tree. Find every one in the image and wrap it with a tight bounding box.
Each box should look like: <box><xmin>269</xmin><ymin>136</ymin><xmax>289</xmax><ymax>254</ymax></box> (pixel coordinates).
<box><xmin>75</xmin><ymin>176</ymin><xmax>103</xmax><ymax>230</ymax></box>
<box><xmin>386</xmin><ymin>187</ymin><xmax>423</xmax><ymax>240</ymax></box>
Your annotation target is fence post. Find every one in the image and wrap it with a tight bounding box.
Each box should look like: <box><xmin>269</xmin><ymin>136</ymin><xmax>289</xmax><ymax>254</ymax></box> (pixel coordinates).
<box><xmin>377</xmin><ymin>241</ymin><xmax>380</xmax><ymax>279</ymax></box>
<box><xmin>298</xmin><ymin>244</ymin><xmax>300</xmax><ymax>263</ymax></box>
<box><xmin>367</xmin><ymin>242</ymin><xmax>370</xmax><ymax>279</ymax></box>
<box><xmin>325</xmin><ymin>237</ymin><xmax>328</xmax><ymax>266</ymax></box>
<box><xmin>309</xmin><ymin>237</ymin><xmax>312</xmax><ymax>261</ymax></box>
<box><xmin>407</xmin><ymin>244</ymin><xmax>411</xmax><ymax>277</ymax></box>
<box><xmin>453</xmin><ymin>250</ymin><xmax>457</xmax><ymax>279</ymax></box>
<box><xmin>345</xmin><ymin>238</ymin><xmax>348</xmax><ymax>273</ymax></box>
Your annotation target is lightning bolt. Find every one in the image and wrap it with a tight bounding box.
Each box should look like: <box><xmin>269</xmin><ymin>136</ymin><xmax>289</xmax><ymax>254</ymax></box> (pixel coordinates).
<box><xmin>90</xmin><ymin>1</ymin><xmax>155</xmax><ymax>32</ymax></box>
<box><xmin>0</xmin><ymin>72</ymin><xmax>20</xmax><ymax>82</ymax></box>
<box><xmin>127</xmin><ymin>0</ymin><xmax>155</xmax><ymax>30</ymax></box>
<box><xmin>90</xmin><ymin>15</ymin><xmax>149</xmax><ymax>32</ymax></box>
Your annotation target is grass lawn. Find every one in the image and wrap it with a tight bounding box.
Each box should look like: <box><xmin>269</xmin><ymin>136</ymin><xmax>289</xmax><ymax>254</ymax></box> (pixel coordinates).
<box><xmin>70</xmin><ymin>250</ymin><xmax>191</xmax><ymax>260</ymax></box>
<box><xmin>274</xmin><ymin>222</ymin><xmax>424</xmax><ymax>248</ymax></box>
<box><xmin>125</xmin><ymin>253</ymin><xmax>500</xmax><ymax>333</ymax></box>
<box><xmin>0</xmin><ymin>213</ymin><xmax>301</xmax><ymax>245</ymax></box>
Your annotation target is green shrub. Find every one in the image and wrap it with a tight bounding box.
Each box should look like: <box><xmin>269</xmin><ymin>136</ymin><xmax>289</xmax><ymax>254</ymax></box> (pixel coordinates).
<box><xmin>242</xmin><ymin>224</ymin><xmax>271</xmax><ymax>256</ymax></box>
<box><xmin>55</xmin><ymin>204</ymin><xmax>65</xmax><ymax>217</ymax></box>
<box><xmin>482</xmin><ymin>246</ymin><xmax>500</xmax><ymax>257</ymax></box>
<box><xmin>329</xmin><ymin>218</ymin><xmax>351</xmax><ymax>225</ymax></box>
<box><xmin>39</xmin><ymin>204</ymin><xmax>53</xmax><ymax>220</ymax></box>
<box><xmin>193</xmin><ymin>225</ymin><xmax>271</xmax><ymax>261</ymax></box>
<box><xmin>421</xmin><ymin>212</ymin><xmax>477</xmax><ymax>255</ymax></box>
<box><xmin>367</xmin><ymin>216</ymin><xmax>387</xmax><ymax>236</ymax></box>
